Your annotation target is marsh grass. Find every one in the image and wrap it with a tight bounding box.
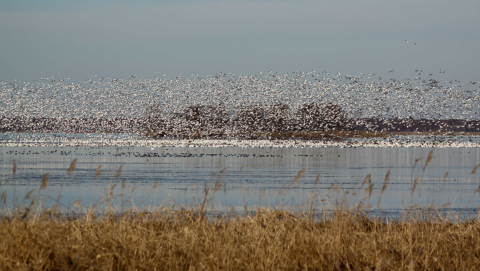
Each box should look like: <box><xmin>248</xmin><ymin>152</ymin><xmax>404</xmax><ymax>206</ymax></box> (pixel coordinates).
<box><xmin>2</xmin><ymin>198</ymin><xmax>480</xmax><ymax>270</ymax></box>
<box><xmin>2</xmin><ymin>153</ymin><xmax>480</xmax><ymax>270</ymax></box>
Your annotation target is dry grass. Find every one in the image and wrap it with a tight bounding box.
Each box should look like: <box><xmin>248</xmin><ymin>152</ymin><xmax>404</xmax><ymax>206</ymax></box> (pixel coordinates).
<box><xmin>1</xmin><ymin>204</ymin><xmax>480</xmax><ymax>270</ymax></box>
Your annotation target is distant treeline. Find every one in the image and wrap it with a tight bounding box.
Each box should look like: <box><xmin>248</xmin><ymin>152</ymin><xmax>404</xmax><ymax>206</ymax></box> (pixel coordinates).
<box><xmin>2</xmin><ymin>102</ymin><xmax>480</xmax><ymax>137</ymax></box>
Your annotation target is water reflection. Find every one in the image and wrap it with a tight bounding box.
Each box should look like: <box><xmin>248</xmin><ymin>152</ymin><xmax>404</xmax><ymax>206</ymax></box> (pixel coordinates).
<box><xmin>2</xmin><ymin>145</ymin><xmax>480</xmax><ymax>216</ymax></box>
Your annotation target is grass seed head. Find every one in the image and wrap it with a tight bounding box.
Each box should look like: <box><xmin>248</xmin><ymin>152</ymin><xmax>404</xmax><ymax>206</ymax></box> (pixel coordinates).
<box><xmin>471</xmin><ymin>164</ymin><xmax>480</xmax><ymax>175</ymax></box>
<box><xmin>116</xmin><ymin>165</ymin><xmax>123</xmax><ymax>179</ymax></box>
<box><xmin>294</xmin><ymin>168</ymin><xmax>306</xmax><ymax>183</ymax></box>
<box><xmin>94</xmin><ymin>165</ymin><xmax>102</xmax><ymax>179</ymax></box>
<box><xmin>1</xmin><ymin>191</ymin><xmax>6</xmax><ymax>204</ymax></box>
<box><xmin>412</xmin><ymin>177</ymin><xmax>419</xmax><ymax>194</ymax></box>
<box><xmin>67</xmin><ymin>159</ymin><xmax>77</xmax><ymax>175</ymax></box>
<box><xmin>25</xmin><ymin>189</ymin><xmax>35</xmax><ymax>199</ymax></box>
<box><xmin>40</xmin><ymin>173</ymin><xmax>49</xmax><ymax>189</ymax></box>
<box><xmin>425</xmin><ymin>149</ymin><xmax>434</xmax><ymax>168</ymax></box>
<box><xmin>315</xmin><ymin>173</ymin><xmax>321</xmax><ymax>185</ymax></box>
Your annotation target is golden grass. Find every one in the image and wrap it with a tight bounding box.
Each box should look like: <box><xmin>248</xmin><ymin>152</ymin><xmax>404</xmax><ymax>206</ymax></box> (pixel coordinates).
<box><xmin>67</xmin><ymin>159</ymin><xmax>77</xmax><ymax>175</ymax></box>
<box><xmin>94</xmin><ymin>165</ymin><xmax>102</xmax><ymax>179</ymax></box>
<box><xmin>40</xmin><ymin>173</ymin><xmax>49</xmax><ymax>190</ymax></box>
<box><xmin>1</xmin><ymin>205</ymin><xmax>480</xmax><ymax>270</ymax></box>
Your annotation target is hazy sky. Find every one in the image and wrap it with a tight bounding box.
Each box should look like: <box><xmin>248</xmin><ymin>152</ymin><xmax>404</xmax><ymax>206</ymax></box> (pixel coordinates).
<box><xmin>1</xmin><ymin>0</ymin><xmax>479</xmax><ymax>83</ymax></box>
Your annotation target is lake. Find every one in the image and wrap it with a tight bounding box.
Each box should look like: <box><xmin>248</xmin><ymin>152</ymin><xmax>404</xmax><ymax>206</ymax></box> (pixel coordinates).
<box><xmin>2</xmin><ymin>133</ymin><xmax>480</xmax><ymax>217</ymax></box>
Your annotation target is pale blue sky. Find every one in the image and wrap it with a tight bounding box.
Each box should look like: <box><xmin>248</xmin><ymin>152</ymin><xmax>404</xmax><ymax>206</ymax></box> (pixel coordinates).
<box><xmin>1</xmin><ymin>0</ymin><xmax>479</xmax><ymax>83</ymax></box>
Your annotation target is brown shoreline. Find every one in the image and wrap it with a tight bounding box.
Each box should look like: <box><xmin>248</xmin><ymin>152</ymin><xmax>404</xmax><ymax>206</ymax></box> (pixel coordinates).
<box><xmin>4</xmin><ymin>130</ymin><xmax>480</xmax><ymax>138</ymax></box>
<box><xmin>387</xmin><ymin>131</ymin><xmax>480</xmax><ymax>136</ymax></box>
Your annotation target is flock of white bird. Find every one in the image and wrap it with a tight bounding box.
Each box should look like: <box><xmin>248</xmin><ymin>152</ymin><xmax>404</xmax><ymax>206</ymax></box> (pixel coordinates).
<box><xmin>1</xmin><ymin>70</ymin><xmax>479</xmax><ymax>147</ymax></box>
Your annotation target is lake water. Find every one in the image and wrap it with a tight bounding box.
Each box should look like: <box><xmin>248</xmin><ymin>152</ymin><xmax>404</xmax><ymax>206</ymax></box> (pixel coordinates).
<box><xmin>2</xmin><ymin>133</ymin><xmax>480</xmax><ymax>217</ymax></box>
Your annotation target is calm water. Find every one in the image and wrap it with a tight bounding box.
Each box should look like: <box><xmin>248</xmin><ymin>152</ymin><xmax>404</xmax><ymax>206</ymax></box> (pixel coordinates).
<box><xmin>2</xmin><ymin>142</ymin><xmax>480</xmax><ymax>216</ymax></box>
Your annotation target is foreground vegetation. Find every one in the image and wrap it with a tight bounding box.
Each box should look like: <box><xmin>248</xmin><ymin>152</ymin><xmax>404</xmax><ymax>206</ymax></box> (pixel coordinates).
<box><xmin>2</xmin><ymin>204</ymin><xmax>480</xmax><ymax>270</ymax></box>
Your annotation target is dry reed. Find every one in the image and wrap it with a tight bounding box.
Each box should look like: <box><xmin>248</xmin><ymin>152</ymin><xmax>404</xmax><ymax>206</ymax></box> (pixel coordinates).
<box><xmin>40</xmin><ymin>173</ymin><xmax>49</xmax><ymax>190</ymax></box>
<box><xmin>293</xmin><ymin>168</ymin><xmax>307</xmax><ymax>183</ymax></box>
<box><xmin>471</xmin><ymin>164</ymin><xmax>480</xmax><ymax>175</ymax></box>
<box><xmin>116</xmin><ymin>165</ymin><xmax>123</xmax><ymax>179</ymax></box>
<box><xmin>377</xmin><ymin>169</ymin><xmax>390</xmax><ymax>207</ymax></box>
<box><xmin>67</xmin><ymin>159</ymin><xmax>77</xmax><ymax>175</ymax></box>
<box><xmin>94</xmin><ymin>165</ymin><xmax>102</xmax><ymax>179</ymax></box>
<box><xmin>0</xmin><ymin>191</ymin><xmax>6</xmax><ymax>204</ymax></box>
<box><xmin>314</xmin><ymin>173</ymin><xmax>320</xmax><ymax>185</ymax></box>
<box><xmin>425</xmin><ymin>149</ymin><xmax>434</xmax><ymax>168</ymax></box>
<box><xmin>1</xmin><ymin>203</ymin><xmax>480</xmax><ymax>270</ymax></box>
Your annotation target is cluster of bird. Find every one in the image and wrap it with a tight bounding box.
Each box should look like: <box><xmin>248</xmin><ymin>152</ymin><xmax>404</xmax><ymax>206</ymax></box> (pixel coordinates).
<box><xmin>1</xmin><ymin>71</ymin><xmax>479</xmax><ymax>137</ymax></box>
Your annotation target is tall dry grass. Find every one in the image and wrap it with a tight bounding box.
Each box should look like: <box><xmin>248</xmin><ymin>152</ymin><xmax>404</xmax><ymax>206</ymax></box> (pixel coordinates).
<box><xmin>2</xmin><ymin>151</ymin><xmax>480</xmax><ymax>270</ymax></box>
<box><xmin>2</xmin><ymin>205</ymin><xmax>480</xmax><ymax>270</ymax></box>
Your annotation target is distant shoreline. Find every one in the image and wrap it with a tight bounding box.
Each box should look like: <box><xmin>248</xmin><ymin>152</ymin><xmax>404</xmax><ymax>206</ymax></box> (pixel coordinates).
<box><xmin>2</xmin><ymin>132</ymin><xmax>480</xmax><ymax>148</ymax></box>
<box><xmin>3</xmin><ymin>130</ymin><xmax>480</xmax><ymax>138</ymax></box>
<box><xmin>387</xmin><ymin>131</ymin><xmax>480</xmax><ymax>136</ymax></box>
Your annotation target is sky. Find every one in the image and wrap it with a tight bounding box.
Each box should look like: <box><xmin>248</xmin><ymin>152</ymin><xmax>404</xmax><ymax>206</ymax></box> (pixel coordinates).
<box><xmin>1</xmin><ymin>0</ymin><xmax>479</xmax><ymax>84</ymax></box>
